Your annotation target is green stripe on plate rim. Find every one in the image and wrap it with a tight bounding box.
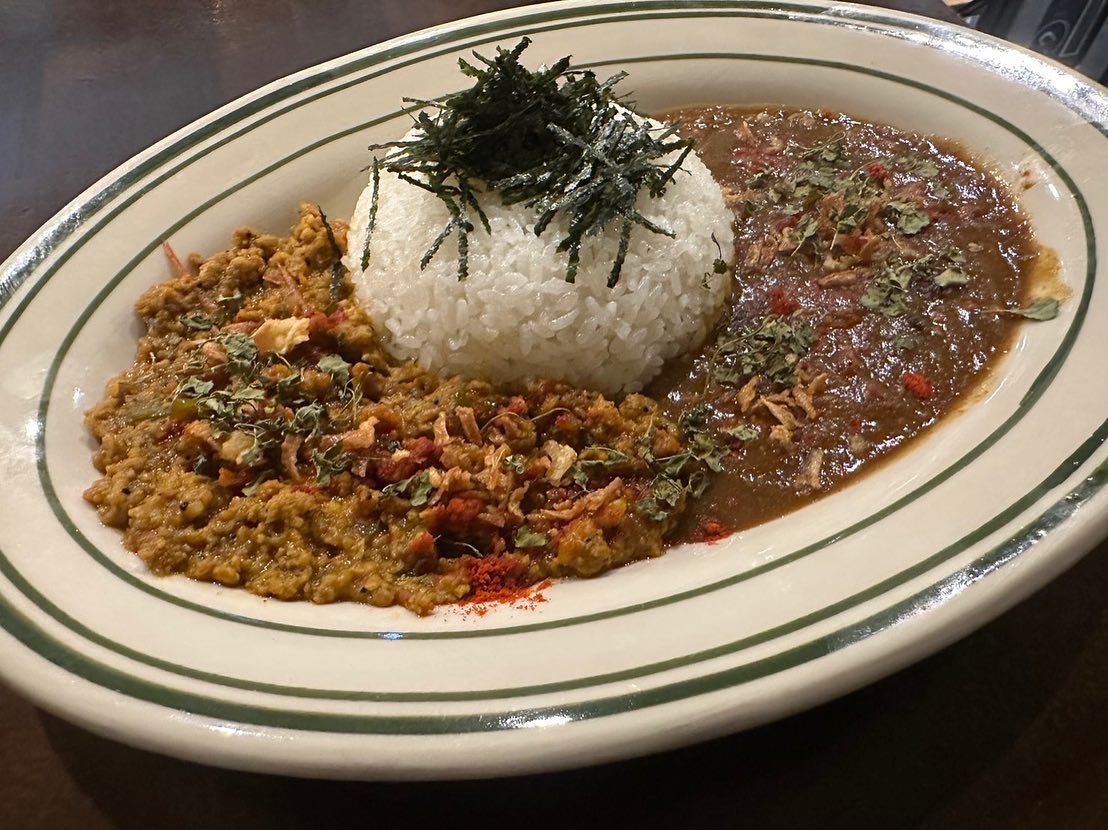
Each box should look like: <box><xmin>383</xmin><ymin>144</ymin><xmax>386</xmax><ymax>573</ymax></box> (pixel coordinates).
<box><xmin>27</xmin><ymin>50</ymin><xmax>1099</xmax><ymax>639</ymax></box>
<box><xmin>2</xmin><ymin>436</ymin><xmax>1105</xmax><ymax>730</ymax></box>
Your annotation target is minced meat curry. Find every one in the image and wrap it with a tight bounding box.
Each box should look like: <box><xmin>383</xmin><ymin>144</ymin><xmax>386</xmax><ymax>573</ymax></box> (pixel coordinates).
<box><xmin>85</xmin><ymin>105</ymin><xmax>1054</xmax><ymax>614</ymax></box>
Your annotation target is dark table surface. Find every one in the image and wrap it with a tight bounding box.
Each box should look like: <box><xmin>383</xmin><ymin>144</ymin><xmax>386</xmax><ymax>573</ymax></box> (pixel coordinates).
<box><xmin>2</xmin><ymin>1</ymin><xmax>1106</xmax><ymax>828</ymax></box>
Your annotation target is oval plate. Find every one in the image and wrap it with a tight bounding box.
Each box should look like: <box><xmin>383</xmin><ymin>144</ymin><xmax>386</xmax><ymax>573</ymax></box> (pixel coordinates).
<box><xmin>0</xmin><ymin>0</ymin><xmax>1106</xmax><ymax>780</ymax></box>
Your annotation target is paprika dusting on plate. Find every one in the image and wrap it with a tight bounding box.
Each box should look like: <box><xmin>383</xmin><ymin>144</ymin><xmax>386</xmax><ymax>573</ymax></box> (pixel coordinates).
<box><xmin>459</xmin><ymin>556</ymin><xmax>548</xmax><ymax>615</ymax></box>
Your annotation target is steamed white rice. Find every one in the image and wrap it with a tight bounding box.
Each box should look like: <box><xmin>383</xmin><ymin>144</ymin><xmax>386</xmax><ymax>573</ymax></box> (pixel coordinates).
<box><xmin>344</xmin><ymin>117</ymin><xmax>734</xmax><ymax>394</ymax></box>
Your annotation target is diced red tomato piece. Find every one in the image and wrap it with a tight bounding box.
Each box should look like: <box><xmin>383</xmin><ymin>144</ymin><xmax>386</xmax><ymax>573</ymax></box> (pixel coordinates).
<box><xmin>903</xmin><ymin>371</ymin><xmax>934</xmax><ymax>401</ymax></box>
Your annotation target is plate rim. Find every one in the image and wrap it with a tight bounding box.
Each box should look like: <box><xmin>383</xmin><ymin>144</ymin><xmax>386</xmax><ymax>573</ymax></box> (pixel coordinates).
<box><xmin>1</xmin><ymin>0</ymin><xmax>1106</xmax><ymax>778</ymax></box>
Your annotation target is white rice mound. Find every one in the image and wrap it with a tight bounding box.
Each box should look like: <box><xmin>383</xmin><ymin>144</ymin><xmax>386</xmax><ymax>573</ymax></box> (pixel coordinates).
<box><xmin>344</xmin><ymin>117</ymin><xmax>735</xmax><ymax>395</ymax></box>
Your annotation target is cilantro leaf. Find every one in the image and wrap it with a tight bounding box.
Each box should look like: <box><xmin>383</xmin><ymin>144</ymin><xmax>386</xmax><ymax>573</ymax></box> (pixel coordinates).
<box><xmin>651</xmin><ymin>475</ymin><xmax>684</xmax><ymax>507</ymax></box>
<box><xmin>231</xmin><ymin>385</ymin><xmax>267</xmax><ymax>402</ymax></box>
<box><xmin>658</xmin><ymin>451</ymin><xmax>693</xmax><ymax>477</ymax></box>
<box><xmin>712</xmin><ymin>315</ymin><xmax>813</xmax><ymax>389</ymax></box>
<box><xmin>317</xmin><ymin>354</ymin><xmax>352</xmax><ymax>385</ymax></box>
<box><xmin>576</xmin><ymin>447</ymin><xmax>633</xmax><ymax>470</ymax></box>
<box><xmin>886</xmin><ymin>201</ymin><xmax>931</xmax><ymax>235</ymax></box>
<box><xmin>934</xmin><ymin>268</ymin><xmax>968</xmax><ymax>287</ymax></box>
<box><xmin>216</xmin><ymin>332</ymin><xmax>258</xmax><ymax>372</ymax></box>
<box><xmin>722</xmin><ymin>424</ymin><xmax>760</xmax><ymax>442</ymax></box>
<box><xmin>635</xmin><ymin>497</ymin><xmax>669</xmax><ymax>522</ymax></box>
<box><xmin>290</xmin><ymin>402</ymin><xmax>325</xmax><ymax>435</ymax></box>
<box><xmin>990</xmin><ymin>297</ymin><xmax>1060</xmax><ymax>321</ymax></box>
<box><xmin>176</xmin><ymin>377</ymin><xmax>214</xmax><ymax>398</ymax></box>
<box><xmin>788</xmin><ymin>214</ymin><xmax>819</xmax><ymax>251</ymax></box>
<box><xmin>381</xmin><ymin>471</ymin><xmax>433</xmax><ymax>506</ymax></box>
<box><xmin>861</xmin><ymin>263</ymin><xmax>915</xmax><ymax>316</ymax></box>
<box><xmin>242</xmin><ymin>472</ymin><xmax>272</xmax><ymax>497</ymax></box>
<box><xmin>513</xmin><ymin>526</ymin><xmax>548</xmax><ymax>548</ymax></box>
<box><xmin>182</xmin><ymin>312</ymin><xmax>213</xmax><ymax>331</ymax></box>
<box><xmin>311</xmin><ymin>444</ymin><xmax>354</xmax><ymax>485</ymax></box>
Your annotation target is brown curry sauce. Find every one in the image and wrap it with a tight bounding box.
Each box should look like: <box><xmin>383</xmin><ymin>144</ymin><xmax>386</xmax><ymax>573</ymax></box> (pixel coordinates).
<box><xmin>655</xmin><ymin>106</ymin><xmax>1039</xmax><ymax>539</ymax></box>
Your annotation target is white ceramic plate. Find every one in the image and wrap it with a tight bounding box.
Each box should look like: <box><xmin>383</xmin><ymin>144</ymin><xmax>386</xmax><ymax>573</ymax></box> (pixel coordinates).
<box><xmin>1</xmin><ymin>0</ymin><xmax>1106</xmax><ymax>780</ymax></box>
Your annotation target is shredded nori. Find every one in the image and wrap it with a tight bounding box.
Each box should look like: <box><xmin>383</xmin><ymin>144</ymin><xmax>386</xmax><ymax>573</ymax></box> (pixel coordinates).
<box><xmin>316</xmin><ymin>205</ymin><xmax>346</xmax><ymax>306</ymax></box>
<box><xmin>363</xmin><ymin>37</ymin><xmax>694</xmax><ymax>285</ymax></box>
<box><xmin>359</xmin><ymin>158</ymin><xmax>380</xmax><ymax>271</ymax></box>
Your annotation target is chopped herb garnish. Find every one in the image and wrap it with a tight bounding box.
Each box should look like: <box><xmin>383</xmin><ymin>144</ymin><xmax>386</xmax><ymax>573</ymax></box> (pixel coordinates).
<box><xmin>651</xmin><ymin>475</ymin><xmax>684</xmax><ymax>507</ymax></box>
<box><xmin>216</xmin><ymin>289</ymin><xmax>243</xmax><ymax>309</ymax></box>
<box><xmin>513</xmin><ymin>526</ymin><xmax>548</xmax><ymax>548</ymax></box>
<box><xmin>502</xmin><ymin>454</ymin><xmax>526</xmax><ymax>473</ymax></box>
<box><xmin>242</xmin><ymin>471</ymin><xmax>272</xmax><ymax>497</ymax></box>
<box><xmin>863</xmin><ymin>252</ymin><xmax>969</xmax><ymax>317</ymax></box>
<box><xmin>934</xmin><ymin>268</ymin><xmax>968</xmax><ymax>287</ymax></box>
<box><xmin>216</xmin><ymin>332</ymin><xmax>258</xmax><ymax>372</ymax></box>
<box><xmin>722</xmin><ymin>423</ymin><xmax>761</xmax><ymax>442</ymax></box>
<box><xmin>275</xmin><ymin>372</ymin><xmax>302</xmax><ymax>398</ymax></box>
<box><xmin>568</xmin><ymin>464</ymin><xmax>590</xmax><ymax>488</ymax></box>
<box><xmin>182</xmin><ymin>312</ymin><xmax>213</xmax><ymax>331</ymax></box>
<box><xmin>176</xmin><ymin>377</ymin><xmax>214</xmax><ymax>398</ymax></box>
<box><xmin>311</xmin><ymin>443</ymin><xmax>355</xmax><ymax>485</ymax></box>
<box><xmin>886</xmin><ymin>200</ymin><xmax>931</xmax><ymax>235</ymax></box>
<box><xmin>381</xmin><ymin>470</ymin><xmax>433</xmax><ymax>505</ymax></box>
<box><xmin>687</xmin><ymin>470</ymin><xmax>711</xmax><ymax>499</ymax></box>
<box><xmin>658</xmin><ymin>451</ymin><xmax>693</xmax><ymax>477</ymax></box>
<box><xmin>680</xmin><ymin>406</ymin><xmax>729</xmax><ymax>472</ymax></box>
<box><xmin>710</xmin><ymin>315</ymin><xmax>814</xmax><ymax>390</ymax></box>
<box><xmin>635</xmin><ymin>498</ymin><xmax>669</xmax><ymax>522</ymax></box>
<box><xmin>690</xmin><ymin>431</ymin><xmax>728</xmax><ymax>472</ymax></box>
<box><xmin>801</xmin><ymin>134</ymin><xmax>844</xmax><ymax>164</ymax></box>
<box><xmin>290</xmin><ymin>402</ymin><xmax>325</xmax><ymax>435</ymax></box>
<box><xmin>788</xmin><ymin>214</ymin><xmax>819</xmax><ymax>252</ymax></box>
<box><xmin>365</xmin><ymin>38</ymin><xmax>694</xmax><ymax>285</ymax></box>
<box><xmin>930</xmin><ymin>182</ymin><xmax>951</xmax><ymax>200</ymax></box>
<box><xmin>317</xmin><ymin>354</ymin><xmax>352</xmax><ymax>385</ymax></box>
<box><xmin>834</xmin><ymin>201</ymin><xmax>868</xmax><ymax>234</ymax></box>
<box><xmin>359</xmin><ymin>159</ymin><xmax>381</xmax><ymax>271</ymax></box>
<box><xmin>987</xmin><ymin>297</ymin><xmax>1060</xmax><ymax>321</ymax></box>
<box><xmin>576</xmin><ymin>447</ymin><xmax>633</xmax><ymax>470</ymax></box>
<box><xmin>862</xmin><ymin>264</ymin><xmax>915</xmax><ymax>316</ymax></box>
<box><xmin>239</xmin><ymin>437</ymin><xmax>270</xmax><ymax>467</ymax></box>
<box><xmin>231</xmin><ymin>385</ymin><xmax>266</xmax><ymax>403</ymax></box>
<box><xmin>680</xmin><ymin>404</ymin><xmax>711</xmax><ymax>434</ymax></box>
<box><xmin>891</xmin><ymin>333</ymin><xmax>919</xmax><ymax>352</ymax></box>
<box><xmin>898</xmin><ymin>156</ymin><xmax>939</xmax><ymax>178</ymax></box>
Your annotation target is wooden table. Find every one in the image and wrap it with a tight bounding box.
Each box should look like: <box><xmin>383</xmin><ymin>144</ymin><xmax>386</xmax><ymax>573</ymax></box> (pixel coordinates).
<box><xmin>2</xmin><ymin>2</ymin><xmax>1105</xmax><ymax>827</ymax></box>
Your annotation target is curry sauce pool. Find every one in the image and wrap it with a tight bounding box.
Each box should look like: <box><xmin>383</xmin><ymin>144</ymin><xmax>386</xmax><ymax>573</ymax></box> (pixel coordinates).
<box><xmin>84</xmin><ymin>104</ymin><xmax>1054</xmax><ymax>614</ymax></box>
<box><xmin>654</xmin><ymin>105</ymin><xmax>1053</xmax><ymax>538</ymax></box>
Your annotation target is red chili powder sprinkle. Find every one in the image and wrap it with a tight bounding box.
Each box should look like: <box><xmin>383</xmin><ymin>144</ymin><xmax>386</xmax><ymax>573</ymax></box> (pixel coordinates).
<box><xmin>867</xmin><ymin>161</ymin><xmax>890</xmax><ymax>182</ymax></box>
<box><xmin>459</xmin><ymin>557</ymin><xmax>548</xmax><ymax>616</ymax></box>
<box><xmin>694</xmin><ymin>518</ymin><xmax>734</xmax><ymax>545</ymax></box>
<box><xmin>769</xmin><ymin>286</ymin><xmax>800</xmax><ymax>316</ymax></box>
<box><xmin>903</xmin><ymin>371</ymin><xmax>934</xmax><ymax>401</ymax></box>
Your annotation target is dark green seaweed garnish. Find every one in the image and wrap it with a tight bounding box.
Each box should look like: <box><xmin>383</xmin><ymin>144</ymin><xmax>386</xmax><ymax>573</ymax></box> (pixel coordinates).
<box><xmin>363</xmin><ymin>38</ymin><xmax>694</xmax><ymax>284</ymax></box>
<box><xmin>316</xmin><ymin>205</ymin><xmax>346</xmax><ymax>306</ymax></box>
